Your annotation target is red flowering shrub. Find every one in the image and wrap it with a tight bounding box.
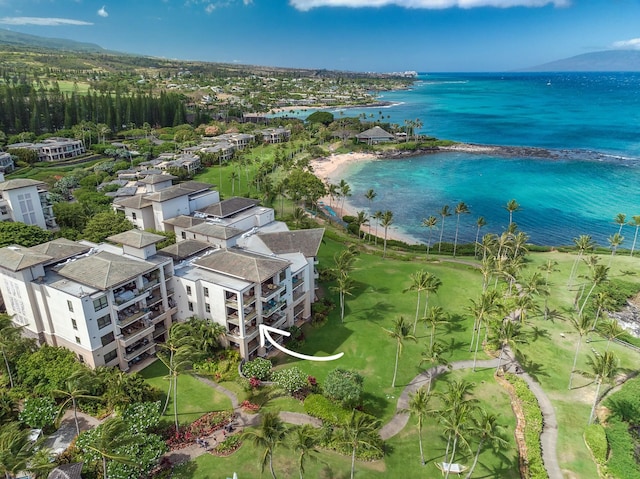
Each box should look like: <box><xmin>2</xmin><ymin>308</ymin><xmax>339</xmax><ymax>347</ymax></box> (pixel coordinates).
<box><xmin>163</xmin><ymin>410</ymin><xmax>235</xmax><ymax>450</ymax></box>
<box><xmin>249</xmin><ymin>377</ymin><xmax>261</xmax><ymax>389</ymax></box>
<box><xmin>240</xmin><ymin>400</ymin><xmax>260</xmax><ymax>412</ymax></box>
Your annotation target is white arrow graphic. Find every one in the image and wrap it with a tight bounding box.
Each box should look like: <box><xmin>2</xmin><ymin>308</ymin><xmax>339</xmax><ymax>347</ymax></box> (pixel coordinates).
<box><xmin>259</xmin><ymin>324</ymin><xmax>344</xmax><ymax>362</ymax></box>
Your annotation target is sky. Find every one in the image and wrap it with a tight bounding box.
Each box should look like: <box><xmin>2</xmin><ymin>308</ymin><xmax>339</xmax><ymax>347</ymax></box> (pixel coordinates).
<box><xmin>1</xmin><ymin>1</ymin><xmax>640</xmax><ymax>72</ymax></box>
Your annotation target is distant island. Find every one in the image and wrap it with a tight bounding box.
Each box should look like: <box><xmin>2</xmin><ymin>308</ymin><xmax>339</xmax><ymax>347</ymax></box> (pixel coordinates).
<box><xmin>524</xmin><ymin>50</ymin><xmax>640</xmax><ymax>72</ymax></box>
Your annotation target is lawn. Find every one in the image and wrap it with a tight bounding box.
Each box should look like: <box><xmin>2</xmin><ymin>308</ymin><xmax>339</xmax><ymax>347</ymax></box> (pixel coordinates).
<box><xmin>140</xmin><ymin>360</ymin><xmax>233</xmax><ymax>425</ymax></box>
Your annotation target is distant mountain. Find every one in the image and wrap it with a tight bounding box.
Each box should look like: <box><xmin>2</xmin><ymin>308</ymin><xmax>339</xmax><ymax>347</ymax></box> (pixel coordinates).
<box><xmin>0</xmin><ymin>28</ymin><xmax>107</xmax><ymax>53</ymax></box>
<box><xmin>525</xmin><ymin>50</ymin><xmax>640</xmax><ymax>72</ymax></box>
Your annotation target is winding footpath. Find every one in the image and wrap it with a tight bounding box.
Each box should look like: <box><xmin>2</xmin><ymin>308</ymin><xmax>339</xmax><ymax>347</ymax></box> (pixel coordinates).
<box><xmin>167</xmin><ymin>357</ymin><xmax>562</xmax><ymax>478</ymax></box>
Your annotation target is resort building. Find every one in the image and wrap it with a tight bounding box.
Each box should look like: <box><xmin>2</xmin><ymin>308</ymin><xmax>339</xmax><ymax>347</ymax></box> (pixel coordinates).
<box><xmin>1</xmin><ymin>181</ymin><xmax>324</xmax><ymax>369</ymax></box>
<box><xmin>355</xmin><ymin>126</ymin><xmax>395</xmax><ymax>145</ymax></box>
<box><xmin>260</xmin><ymin>128</ymin><xmax>291</xmax><ymax>144</ymax></box>
<box><xmin>7</xmin><ymin>138</ymin><xmax>86</xmax><ymax>162</ymax></box>
<box><xmin>0</xmin><ymin>175</ymin><xmax>57</xmax><ymax>229</ymax></box>
<box><xmin>0</xmin><ymin>152</ymin><xmax>14</xmax><ymax>173</ymax></box>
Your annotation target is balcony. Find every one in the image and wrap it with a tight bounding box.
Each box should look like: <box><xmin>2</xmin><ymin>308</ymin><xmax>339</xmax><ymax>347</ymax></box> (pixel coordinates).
<box><xmin>263</xmin><ymin>299</ymin><xmax>286</xmax><ymax>317</ymax></box>
<box><xmin>292</xmin><ymin>275</ymin><xmax>304</xmax><ymax>287</ymax></box>
<box><xmin>263</xmin><ymin>312</ymin><xmax>287</xmax><ymax>329</ymax></box>
<box><xmin>149</xmin><ymin>306</ymin><xmax>165</xmax><ymax>321</ymax></box>
<box><xmin>261</xmin><ymin>282</ymin><xmax>285</xmax><ymax>301</ymax></box>
<box><xmin>118</xmin><ymin>323</ymin><xmax>154</xmax><ymax>347</ymax></box>
<box><xmin>146</xmin><ymin>292</ymin><xmax>162</xmax><ymax>307</ymax></box>
<box><xmin>293</xmin><ymin>287</ymin><xmax>306</xmax><ymax>303</ymax></box>
<box><xmin>117</xmin><ymin>308</ymin><xmax>150</xmax><ymax>328</ymax></box>
<box><xmin>114</xmin><ymin>289</ymin><xmax>150</xmax><ymax>310</ymax></box>
<box><xmin>153</xmin><ymin>324</ymin><xmax>167</xmax><ymax>338</ymax></box>
<box><xmin>123</xmin><ymin>341</ymin><xmax>155</xmax><ymax>362</ymax></box>
<box><xmin>225</xmin><ymin>293</ymin><xmax>239</xmax><ymax>307</ymax></box>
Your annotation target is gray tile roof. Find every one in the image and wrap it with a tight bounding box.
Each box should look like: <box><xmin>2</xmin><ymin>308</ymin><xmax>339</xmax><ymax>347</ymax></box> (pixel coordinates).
<box><xmin>0</xmin><ymin>245</ymin><xmax>52</xmax><ymax>272</ymax></box>
<box><xmin>194</xmin><ymin>248</ymin><xmax>289</xmax><ymax>283</ymax></box>
<box><xmin>186</xmin><ymin>222</ymin><xmax>243</xmax><ymax>239</ymax></box>
<box><xmin>196</xmin><ymin>197</ymin><xmax>259</xmax><ymax>218</ymax></box>
<box><xmin>139</xmin><ymin>174</ymin><xmax>177</xmax><ymax>184</ymax></box>
<box><xmin>157</xmin><ymin>239</ymin><xmax>211</xmax><ymax>260</ymax></box>
<box><xmin>113</xmin><ymin>194</ymin><xmax>153</xmax><ymax>209</ymax></box>
<box><xmin>355</xmin><ymin>126</ymin><xmax>394</xmax><ymax>139</ymax></box>
<box><xmin>256</xmin><ymin>228</ymin><xmax>324</xmax><ymax>257</ymax></box>
<box><xmin>163</xmin><ymin>215</ymin><xmax>205</xmax><ymax>228</ymax></box>
<box><xmin>47</xmin><ymin>462</ymin><xmax>83</xmax><ymax>479</ymax></box>
<box><xmin>57</xmin><ymin>251</ymin><xmax>154</xmax><ymax>290</ymax></box>
<box><xmin>29</xmin><ymin>238</ymin><xmax>91</xmax><ymax>262</ymax></box>
<box><xmin>0</xmin><ymin>178</ymin><xmax>45</xmax><ymax>191</ymax></box>
<box><xmin>108</xmin><ymin>229</ymin><xmax>165</xmax><ymax>248</ymax></box>
<box><xmin>145</xmin><ymin>186</ymin><xmax>194</xmax><ymax>202</ymax></box>
<box><xmin>179</xmin><ymin>180</ymin><xmax>213</xmax><ymax>192</ymax></box>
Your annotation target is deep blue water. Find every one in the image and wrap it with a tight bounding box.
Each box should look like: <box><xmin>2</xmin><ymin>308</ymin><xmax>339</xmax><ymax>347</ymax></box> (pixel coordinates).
<box><xmin>282</xmin><ymin>72</ymin><xmax>640</xmax><ymax>246</ymax></box>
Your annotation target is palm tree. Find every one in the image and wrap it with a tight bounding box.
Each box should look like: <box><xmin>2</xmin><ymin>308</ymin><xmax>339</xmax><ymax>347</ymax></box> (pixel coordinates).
<box><xmin>0</xmin><ymin>316</ymin><xmax>22</xmax><ymax>388</ymax></box>
<box><xmin>422</xmin><ymin>272</ymin><xmax>442</xmax><ymax>318</ymax></box>
<box><xmin>53</xmin><ymin>369</ymin><xmax>98</xmax><ymax>436</ymax></box>
<box><xmin>421</xmin><ymin>215</ymin><xmax>438</xmax><ymax>257</ymax></box>
<box><xmin>504</xmin><ymin>199</ymin><xmax>521</xmax><ymax>226</ymax></box>
<box><xmin>538</xmin><ymin>259</ymin><xmax>559</xmax><ymax>320</ymax></box>
<box><xmin>384</xmin><ymin>316</ymin><xmax>417</xmax><ymax>387</ymax></box>
<box><xmin>404</xmin><ymin>270</ymin><xmax>429</xmax><ymax>334</ymax></box>
<box><xmin>453</xmin><ymin>202</ymin><xmax>470</xmax><ymax>257</ymax></box>
<box><xmin>403</xmin><ymin>386</ymin><xmax>431</xmax><ymax>465</ymax></box>
<box><xmin>338</xmin><ymin>410</ymin><xmax>382</xmax><ymax>479</ymax></box>
<box><xmin>331</xmin><ymin>272</ymin><xmax>354</xmax><ymax>323</ymax></box>
<box><xmin>465</xmin><ymin>410</ymin><xmax>507</xmax><ymax>479</ymax></box>
<box><xmin>568</xmin><ymin>235</ymin><xmax>595</xmax><ymax>287</ymax></box>
<box><xmin>614</xmin><ymin>213</ymin><xmax>626</xmax><ymax>235</ymax></box>
<box><xmin>242</xmin><ymin>411</ymin><xmax>287</xmax><ymax>479</ymax></box>
<box><xmin>327</xmin><ymin>183</ymin><xmax>339</xmax><ymax>211</ymax></box>
<box><xmin>354</xmin><ymin>210</ymin><xmax>369</xmax><ymax>241</ymax></box>
<box><xmin>469</xmin><ymin>290</ymin><xmax>501</xmax><ymax>371</ymax></box>
<box><xmin>490</xmin><ymin>319</ymin><xmax>524</xmax><ymax>374</ymax></box>
<box><xmin>372</xmin><ymin>210</ymin><xmax>383</xmax><ymax>246</ymax></box>
<box><xmin>292</xmin><ymin>206</ymin><xmax>306</xmax><ymax>228</ymax></box>
<box><xmin>290</xmin><ymin>424</ymin><xmax>318</xmax><ymax>479</ymax></box>
<box><xmin>582</xmin><ymin>351</ymin><xmax>619</xmax><ymax>424</ymax></box>
<box><xmin>568</xmin><ymin>314</ymin><xmax>592</xmax><ymax>389</ymax></box>
<box><xmin>422</xmin><ymin>305</ymin><xmax>449</xmax><ymax>349</ymax></box>
<box><xmin>339</xmin><ymin>181</ymin><xmax>351</xmax><ymax>215</ymax></box>
<box><xmin>591</xmin><ymin>291</ymin><xmax>615</xmax><ymax>330</ymax></box>
<box><xmin>420</xmin><ymin>341</ymin><xmax>451</xmax><ymax>394</ymax></box>
<box><xmin>381</xmin><ymin>210</ymin><xmax>394</xmax><ymax>258</ymax></box>
<box><xmin>0</xmin><ymin>422</ymin><xmax>34</xmax><ymax>479</ymax></box>
<box><xmin>438</xmin><ymin>205</ymin><xmax>452</xmax><ymax>253</ymax></box>
<box><xmin>600</xmin><ymin>318</ymin><xmax>625</xmax><ymax>350</ymax></box>
<box><xmin>79</xmin><ymin>417</ymin><xmax>136</xmax><ymax>479</ymax></box>
<box><xmin>629</xmin><ymin>215</ymin><xmax>640</xmax><ymax>256</ymax></box>
<box><xmin>414</xmin><ymin>118</ymin><xmax>423</xmax><ymax>141</ymax></box>
<box><xmin>474</xmin><ymin>216</ymin><xmax>486</xmax><ymax>258</ymax></box>
<box><xmin>578</xmin><ymin>263</ymin><xmax>609</xmax><ymax>318</ymax></box>
<box><xmin>364</xmin><ymin>189</ymin><xmax>377</xmax><ymax>242</ymax></box>
<box><xmin>608</xmin><ymin>232</ymin><xmax>624</xmax><ymax>265</ymax></box>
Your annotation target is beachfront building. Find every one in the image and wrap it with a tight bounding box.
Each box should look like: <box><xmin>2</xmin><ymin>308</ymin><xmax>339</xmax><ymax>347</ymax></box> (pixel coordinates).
<box><xmin>0</xmin><ymin>232</ymin><xmax>176</xmax><ymax>370</ymax></box>
<box><xmin>7</xmin><ymin>138</ymin><xmax>85</xmax><ymax>162</ymax></box>
<box><xmin>1</xmin><ymin>184</ymin><xmax>324</xmax><ymax>368</ymax></box>
<box><xmin>0</xmin><ymin>176</ymin><xmax>57</xmax><ymax>229</ymax></box>
<box><xmin>155</xmin><ymin>153</ymin><xmax>202</xmax><ymax>175</ymax></box>
<box><xmin>355</xmin><ymin>126</ymin><xmax>395</xmax><ymax>145</ymax></box>
<box><xmin>260</xmin><ymin>127</ymin><xmax>291</xmax><ymax>144</ymax></box>
<box><xmin>0</xmin><ymin>152</ymin><xmax>14</xmax><ymax>173</ymax></box>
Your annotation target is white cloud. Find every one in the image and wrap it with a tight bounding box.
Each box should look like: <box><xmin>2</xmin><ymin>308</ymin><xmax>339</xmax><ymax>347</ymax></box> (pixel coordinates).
<box><xmin>612</xmin><ymin>38</ymin><xmax>640</xmax><ymax>51</ymax></box>
<box><xmin>0</xmin><ymin>17</ymin><xmax>93</xmax><ymax>26</ymax></box>
<box><xmin>289</xmin><ymin>0</ymin><xmax>570</xmax><ymax>11</ymax></box>
<box><xmin>205</xmin><ymin>3</ymin><xmax>216</xmax><ymax>13</ymax></box>
<box><xmin>98</xmin><ymin>6</ymin><xmax>109</xmax><ymax>18</ymax></box>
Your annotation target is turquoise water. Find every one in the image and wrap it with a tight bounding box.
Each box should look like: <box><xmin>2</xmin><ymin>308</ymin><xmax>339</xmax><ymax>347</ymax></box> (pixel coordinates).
<box><xmin>294</xmin><ymin>73</ymin><xmax>640</xmax><ymax>246</ymax></box>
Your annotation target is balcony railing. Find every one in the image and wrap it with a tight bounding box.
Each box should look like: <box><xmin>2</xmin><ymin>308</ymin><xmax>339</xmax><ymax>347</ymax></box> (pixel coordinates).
<box><xmin>117</xmin><ymin>309</ymin><xmax>150</xmax><ymax>328</ymax></box>
<box><xmin>123</xmin><ymin>342</ymin><xmax>155</xmax><ymax>362</ymax></box>
<box><xmin>263</xmin><ymin>300</ymin><xmax>286</xmax><ymax>317</ymax></box>
<box><xmin>263</xmin><ymin>312</ymin><xmax>287</xmax><ymax>329</ymax></box>
<box><xmin>114</xmin><ymin>290</ymin><xmax>150</xmax><ymax>309</ymax></box>
<box><xmin>118</xmin><ymin>324</ymin><xmax>154</xmax><ymax>347</ymax></box>
<box><xmin>261</xmin><ymin>283</ymin><xmax>285</xmax><ymax>301</ymax></box>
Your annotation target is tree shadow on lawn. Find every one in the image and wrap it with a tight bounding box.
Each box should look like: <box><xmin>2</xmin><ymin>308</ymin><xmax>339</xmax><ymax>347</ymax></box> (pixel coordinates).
<box><xmin>444</xmin><ymin>337</ymin><xmax>468</xmax><ymax>355</ymax></box>
<box><xmin>298</xmin><ymin>323</ymin><xmax>354</xmax><ymax>357</ymax></box>
<box><xmin>444</xmin><ymin>313</ymin><xmax>467</xmax><ymax>335</ymax></box>
<box><xmin>361</xmin><ymin>391</ymin><xmax>389</xmax><ymax>416</ymax></box>
<box><xmin>349</xmin><ymin>300</ymin><xmax>394</xmax><ymax>323</ymax></box>
<box><xmin>517</xmin><ymin>354</ymin><xmax>549</xmax><ymax>383</ymax></box>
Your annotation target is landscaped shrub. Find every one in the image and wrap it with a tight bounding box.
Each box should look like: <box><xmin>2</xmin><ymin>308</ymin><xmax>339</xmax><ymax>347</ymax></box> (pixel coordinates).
<box><xmin>272</xmin><ymin>366</ymin><xmax>308</xmax><ymax>395</ymax></box>
<box><xmin>305</xmin><ymin>393</ymin><xmax>352</xmax><ymax>425</ymax></box>
<box><xmin>193</xmin><ymin>350</ymin><xmax>241</xmax><ymax>382</ymax></box>
<box><xmin>584</xmin><ymin>424</ymin><xmax>608</xmax><ymax>466</ymax></box>
<box><xmin>322</xmin><ymin>368</ymin><xmax>364</xmax><ymax>409</ymax></box>
<box><xmin>505</xmin><ymin>373</ymin><xmax>547</xmax><ymax>479</ymax></box>
<box><xmin>605</xmin><ymin>417</ymin><xmax>640</xmax><ymax>479</ymax></box>
<box><xmin>19</xmin><ymin>396</ymin><xmax>57</xmax><ymax>430</ymax></box>
<box><xmin>163</xmin><ymin>410</ymin><xmax>234</xmax><ymax>450</ymax></box>
<box><xmin>241</xmin><ymin>357</ymin><xmax>272</xmax><ymax>381</ymax></box>
<box><xmin>213</xmin><ymin>434</ymin><xmax>241</xmax><ymax>456</ymax></box>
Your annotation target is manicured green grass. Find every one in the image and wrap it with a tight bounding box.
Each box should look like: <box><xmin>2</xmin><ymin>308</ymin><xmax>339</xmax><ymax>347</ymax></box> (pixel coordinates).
<box><xmin>139</xmin><ymin>360</ymin><xmax>232</xmax><ymax>425</ymax></box>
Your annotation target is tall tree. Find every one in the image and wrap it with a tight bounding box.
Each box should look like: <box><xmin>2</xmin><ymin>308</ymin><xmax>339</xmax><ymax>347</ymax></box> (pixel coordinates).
<box><xmin>381</xmin><ymin>210</ymin><xmax>394</xmax><ymax>258</ymax></box>
<box><xmin>338</xmin><ymin>410</ymin><xmax>382</xmax><ymax>479</ymax></box>
<box><xmin>582</xmin><ymin>351</ymin><xmax>619</xmax><ymax>425</ymax></box>
<box><xmin>242</xmin><ymin>411</ymin><xmax>287</xmax><ymax>479</ymax></box>
<box><xmin>419</xmin><ymin>341</ymin><xmax>451</xmax><ymax>394</ymax></box>
<box><xmin>474</xmin><ymin>216</ymin><xmax>486</xmax><ymax>258</ymax></box>
<box><xmin>578</xmin><ymin>263</ymin><xmax>609</xmax><ymax>319</ymax></box>
<box><xmin>629</xmin><ymin>215</ymin><xmax>640</xmax><ymax>257</ymax></box>
<box><xmin>469</xmin><ymin>290</ymin><xmax>501</xmax><ymax>371</ymax></box>
<box><xmin>404</xmin><ymin>386</ymin><xmax>431</xmax><ymax>466</ymax></box>
<box><xmin>453</xmin><ymin>201</ymin><xmax>470</xmax><ymax>258</ymax></box>
<box><xmin>607</xmin><ymin>232</ymin><xmax>624</xmax><ymax>265</ymax></box>
<box><xmin>614</xmin><ymin>213</ymin><xmax>626</xmax><ymax>235</ymax></box>
<box><xmin>504</xmin><ymin>199</ymin><xmax>521</xmax><ymax>227</ymax></box>
<box><xmin>404</xmin><ymin>270</ymin><xmax>429</xmax><ymax>334</ymax></box>
<box><xmin>53</xmin><ymin>369</ymin><xmax>98</xmax><ymax>436</ymax></box>
<box><xmin>77</xmin><ymin>417</ymin><xmax>136</xmax><ymax>479</ymax></box>
<box><xmin>438</xmin><ymin>205</ymin><xmax>452</xmax><ymax>253</ymax></box>
<box><xmin>421</xmin><ymin>215</ymin><xmax>438</xmax><ymax>257</ymax></box>
<box><xmin>568</xmin><ymin>235</ymin><xmax>595</xmax><ymax>287</ymax></box>
<box><xmin>0</xmin><ymin>316</ymin><xmax>23</xmax><ymax>389</ymax></box>
<box><xmin>0</xmin><ymin>422</ymin><xmax>34</xmax><ymax>479</ymax></box>
<box><xmin>384</xmin><ymin>316</ymin><xmax>417</xmax><ymax>388</ymax></box>
<box><xmin>422</xmin><ymin>305</ymin><xmax>449</xmax><ymax>350</ymax></box>
<box><xmin>331</xmin><ymin>272</ymin><xmax>354</xmax><ymax>323</ymax></box>
<box><xmin>290</xmin><ymin>424</ymin><xmax>318</xmax><ymax>479</ymax></box>
<box><xmin>568</xmin><ymin>314</ymin><xmax>592</xmax><ymax>390</ymax></box>
<box><xmin>465</xmin><ymin>410</ymin><xmax>507</xmax><ymax>479</ymax></box>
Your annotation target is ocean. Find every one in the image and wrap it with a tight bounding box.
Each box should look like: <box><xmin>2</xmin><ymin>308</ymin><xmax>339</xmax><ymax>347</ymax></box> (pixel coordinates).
<box><xmin>306</xmin><ymin>72</ymin><xmax>640</xmax><ymax>247</ymax></box>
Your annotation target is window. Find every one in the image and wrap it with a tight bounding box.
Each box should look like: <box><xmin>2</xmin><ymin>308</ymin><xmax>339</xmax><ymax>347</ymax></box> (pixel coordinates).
<box><xmin>71</xmin><ymin>318</ymin><xmax>77</xmax><ymax>330</ymax></box>
<box><xmin>186</xmin><ymin>285</ymin><xmax>192</xmax><ymax>295</ymax></box>
<box><xmin>97</xmin><ymin>314</ymin><xmax>111</xmax><ymax>329</ymax></box>
<box><xmin>132</xmin><ymin>212</ymin><xmax>137</xmax><ymax>220</ymax></box>
<box><xmin>104</xmin><ymin>349</ymin><xmax>118</xmax><ymax>364</ymax></box>
<box><xmin>77</xmin><ymin>354</ymin><xmax>84</xmax><ymax>363</ymax></box>
<box><xmin>67</xmin><ymin>300</ymin><xmax>74</xmax><ymax>312</ymax></box>
<box><xmin>203</xmin><ymin>287</ymin><xmax>209</xmax><ymax>297</ymax></box>
<box><xmin>93</xmin><ymin>296</ymin><xmax>108</xmax><ymax>312</ymax></box>
<box><xmin>75</xmin><ymin>336</ymin><xmax>81</xmax><ymax>344</ymax></box>
<box><xmin>205</xmin><ymin>303</ymin><xmax>210</xmax><ymax>313</ymax></box>
<box><xmin>101</xmin><ymin>332</ymin><xmax>115</xmax><ymax>347</ymax></box>
<box><xmin>181</xmin><ymin>231</ymin><xmax>186</xmax><ymax>239</ymax></box>
<box><xmin>188</xmin><ymin>302</ymin><xmax>193</xmax><ymax>312</ymax></box>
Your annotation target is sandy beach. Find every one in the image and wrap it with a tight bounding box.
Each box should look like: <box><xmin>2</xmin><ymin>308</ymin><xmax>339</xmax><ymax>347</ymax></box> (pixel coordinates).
<box><xmin>310</xmin><ymin>152</ymin><xmax>422</xmax><ymax>245</ymax></box>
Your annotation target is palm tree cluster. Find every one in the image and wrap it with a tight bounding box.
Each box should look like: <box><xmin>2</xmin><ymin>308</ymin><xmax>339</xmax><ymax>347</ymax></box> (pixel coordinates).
<box><xmin>242</xmin><ymin>410</ymin><xmax>383</xmax><ymax>479</ymax></box>
<box><xmin>405</xmin><ymin>381</ymin><xmax>507</xmax><ymax>477</ymax></box>
<box><xmin>330</xmin><ymin>247</ymin><xmax>358</xmax><ymax>323</ymax></box>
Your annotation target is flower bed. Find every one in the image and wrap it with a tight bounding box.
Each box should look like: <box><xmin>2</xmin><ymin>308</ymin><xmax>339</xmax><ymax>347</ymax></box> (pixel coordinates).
<box><xmin>163</xmin><ymin>410</ymin><xmax>235</xmax><ymax>451</ymax></box>
<box><xmin>212</xmin><ymin>435</ymin><xmax>242</xmax><ymax>456</ymax></box>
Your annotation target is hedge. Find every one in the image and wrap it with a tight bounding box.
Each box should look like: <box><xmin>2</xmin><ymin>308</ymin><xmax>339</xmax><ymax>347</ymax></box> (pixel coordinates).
<box><xmin>605</xmin><ymin>418</ymin><xmax>640</xmax><ymax>479</ymax></box>
<box><xmin>505</xmin><ymin>373</ymin><xmax>547</xmax><ymax>479</ymax></box>
<box><xmin>303</xmin><ymin>394</ymin><xmax>376</xmax><ymax>426</ymax></box>
<box><xmin>584</xmin><ymin>424</ymin><xmax>608</xmax><ymax>467</ymax></box>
